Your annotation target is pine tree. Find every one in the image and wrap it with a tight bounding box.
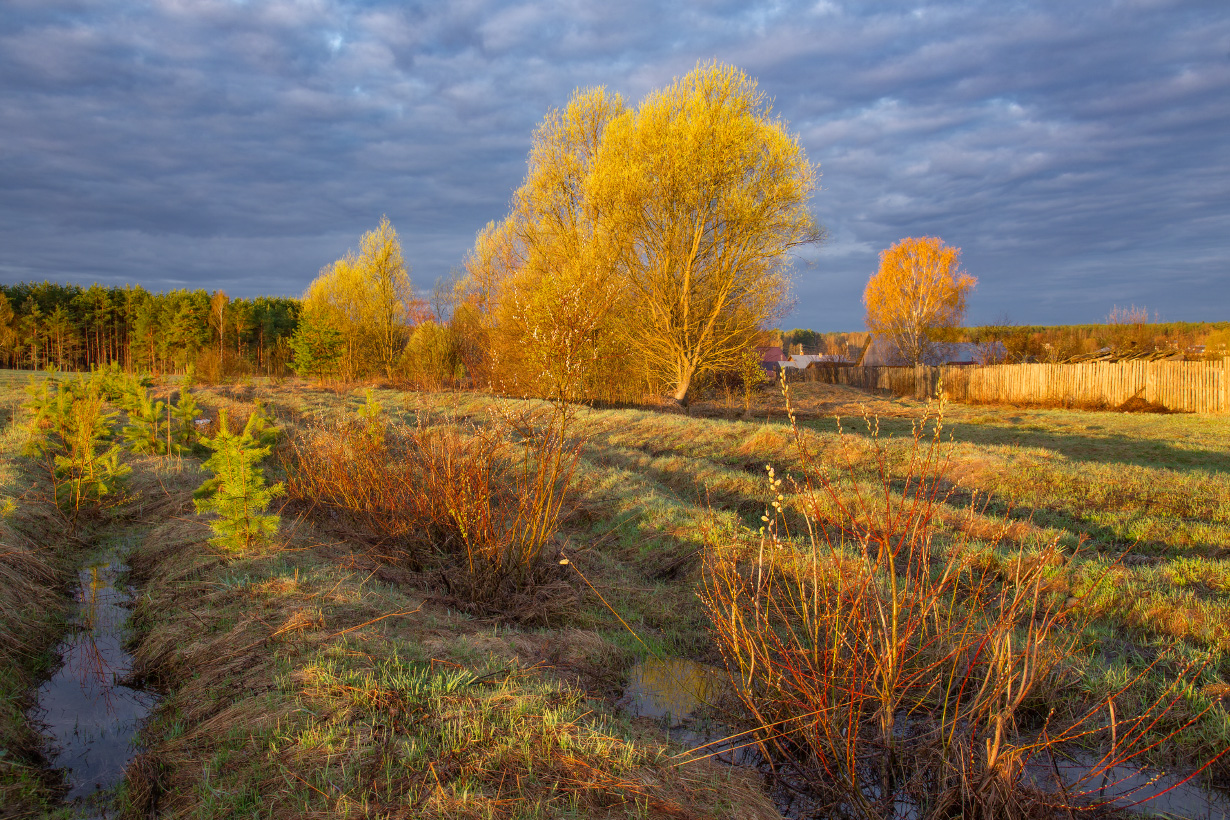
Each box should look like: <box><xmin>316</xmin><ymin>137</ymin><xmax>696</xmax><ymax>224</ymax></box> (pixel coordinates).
<box><xmin>172</xmin><ymin>387</ymin><xmax>202</xmax><ymax>452</ymax></box>
<box><xmin>242</xmin><ymin>400</ymin><xmax>280</xmax><ymax>448</ymax></box>
<box><xmin>289</xmin><ymin>314</ymin><xmax>345</xmax><ymax>382</ymax></box>
<box><xmin>122</xmin><ymin>389</ymin><xmax>168</xmax><ymax>455</ymax></box>
<box><xmin>194</xmin><ymin>408</ymin><xmax>284</xmax><ymax>553</ymax></box>
<box><xmin>24</xmin><ymin>375</ymin><xmax>129</xmax><ymax>525</ymax></box>
<box><xmin>22</xmin><ymin>377</ymin><xmax>61</xmax><ymax>457</ymax></box>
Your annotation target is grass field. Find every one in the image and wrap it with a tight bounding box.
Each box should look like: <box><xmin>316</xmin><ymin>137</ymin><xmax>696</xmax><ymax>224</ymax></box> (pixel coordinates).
<box><xmin>1</xmin><ymin>370</ymin><xmax>1227</xmax><ymax>818</ymax></box>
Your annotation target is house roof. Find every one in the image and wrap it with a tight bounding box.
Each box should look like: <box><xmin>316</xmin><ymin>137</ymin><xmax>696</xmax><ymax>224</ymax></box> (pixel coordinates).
<box><xmin>781</xmin><ymin>353</ymin><xmax>828</xmax><ymax>369</ymax></box>
<box><xmin>757</xmin><ymin>346</ymin><xmax>785</xmax><ymax>363</ymax></box>
<box><xmin>860</xmin><ymin>339</ymin><xmax>1008</xmax><ymax>366</ymax></box>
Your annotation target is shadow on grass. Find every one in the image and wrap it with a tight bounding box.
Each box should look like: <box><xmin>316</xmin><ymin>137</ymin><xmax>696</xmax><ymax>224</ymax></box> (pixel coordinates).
<box><xmin>927</xmin><ymin>480</ymin><xmax>1223</xmax><ymax>557</ymax></box>
<box><xmin>801</xmin><ymin>416</ymin><xmax>1230</xmax><ymax>475</ymax></box>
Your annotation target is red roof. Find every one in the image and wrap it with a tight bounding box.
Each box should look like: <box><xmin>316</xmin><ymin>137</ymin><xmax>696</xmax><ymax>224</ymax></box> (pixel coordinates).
<box><xmin>757</xmin><ymin>346</ymin><xmax>785</xmax><ymax>363</ymax></box>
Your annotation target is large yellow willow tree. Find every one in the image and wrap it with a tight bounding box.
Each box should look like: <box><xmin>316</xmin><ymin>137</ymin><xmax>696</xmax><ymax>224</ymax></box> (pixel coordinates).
<box><xmin>465</xmin><ymin>88</ymin><xmax>641</xmax><ymax>402</ymax></box>
<box><xmin>863</xmin><ymin>236</ymin><xmax>976</xmax><ymax>366</ymax></box>
<box><xmin>303</xmin><ymin>216</ymin><xmax>418</xmax><ymax>379</ymax></box>
<box><xmin>466</xmin><ymin>63</ymin><xmax>820</xmax><ymax>405</ymax></box>
<box><xmin>592</xmin><ymin>63</ymin><xmax>821</xmax><ymax>404</ymax></box>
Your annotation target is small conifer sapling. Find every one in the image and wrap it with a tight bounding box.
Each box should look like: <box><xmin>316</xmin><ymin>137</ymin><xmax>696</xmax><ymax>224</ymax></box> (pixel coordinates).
<box><xmin>194</xmin><ymin>408</ymin><xmax>284</xmax><ymax>553</ymax></box>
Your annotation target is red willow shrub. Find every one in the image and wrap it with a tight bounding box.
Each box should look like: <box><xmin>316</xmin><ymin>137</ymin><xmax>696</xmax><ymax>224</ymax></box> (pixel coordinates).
<box><xmin>701</xmin><ymin>384</ymin><xmax>1218</xmax><ymax>820</ymax></box>
<box><xmin>285</xmin><ymin>401</ymin><xmax>579</xmax><ymax>607</ymax></box>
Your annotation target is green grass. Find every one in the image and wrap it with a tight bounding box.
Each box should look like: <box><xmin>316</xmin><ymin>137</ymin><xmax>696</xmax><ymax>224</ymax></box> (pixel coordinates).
<box><xmin>271</xmin><ymin>382</ymin><xmax>1230</xmax><ymax>756</ymax></box>
<box><xmin>254</xmin><ymin>377</ymin><xmax>1230</xmax><ymax>663</ymax></box>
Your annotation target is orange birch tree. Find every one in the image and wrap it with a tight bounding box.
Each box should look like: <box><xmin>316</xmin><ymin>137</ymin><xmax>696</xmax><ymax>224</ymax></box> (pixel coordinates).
<box><xmin>863</xmin><ymin>236</ymin><xmax>975</xmax><ymax>366</ymax></box>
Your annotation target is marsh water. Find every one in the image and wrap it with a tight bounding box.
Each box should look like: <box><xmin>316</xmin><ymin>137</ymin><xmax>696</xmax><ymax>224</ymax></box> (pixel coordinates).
<box><xmin>1027</xmin><ymin>752</ymin><xmax>1230</xmax><ymax>819</ymax></box>
<box><xmin>33</xmin><ymin>548</ymin><xmax>155</xmax><ymax>817</ymax></box>
<box><xmin>622</xmin><ymin>657</ymin><xmax>726</xmax><ymax>722</ymax></box>
<box><xmin>622</xmin><ymin>658</ymin><xmax>1230</xmax><ymax>819</ymax></box>
<box><xmin>621</xmin><ymin>657</ymin><xmax>755</xmax><ymax>765</ymax></box>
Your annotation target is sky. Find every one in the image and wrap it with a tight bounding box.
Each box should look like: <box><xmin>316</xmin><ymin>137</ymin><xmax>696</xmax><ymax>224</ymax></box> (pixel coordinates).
<box><xmin>1</xmin><ymin>0</ymin><xmax>1227</xmax><ymax>330</ymax></box>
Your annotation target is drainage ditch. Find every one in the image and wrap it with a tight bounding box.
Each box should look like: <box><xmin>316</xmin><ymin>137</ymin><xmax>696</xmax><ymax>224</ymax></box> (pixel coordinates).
<box><xmin>31</xmin><ymin>538</ymin><xmax>156</xmax><ymax>818</ymax></box>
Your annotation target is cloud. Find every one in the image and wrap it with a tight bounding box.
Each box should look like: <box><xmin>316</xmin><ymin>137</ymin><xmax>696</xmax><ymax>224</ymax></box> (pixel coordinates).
<box><xmin>0</xmin><ymin>0</ymin><xmax>1226</xmax><ymax>328</ymax></box>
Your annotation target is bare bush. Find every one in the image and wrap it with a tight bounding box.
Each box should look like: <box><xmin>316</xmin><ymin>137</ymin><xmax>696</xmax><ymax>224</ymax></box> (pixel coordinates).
<box><xmin>285</xmin><ymin>403</ymin><xmax>579</xmax><ymax>608</ymax></box>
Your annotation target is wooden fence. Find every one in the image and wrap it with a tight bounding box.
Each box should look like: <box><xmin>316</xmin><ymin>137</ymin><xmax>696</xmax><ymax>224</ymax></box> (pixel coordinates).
<box><xmin>802</xmin><ymin>358</ymin><xmax>1230</xmax><ymax>414</ymax></box>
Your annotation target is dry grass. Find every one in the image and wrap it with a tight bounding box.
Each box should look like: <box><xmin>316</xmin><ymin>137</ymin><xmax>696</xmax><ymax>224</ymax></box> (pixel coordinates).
<box><xmin>692</xmin><ymin>381</ymin><xmax>915</xmax><ymax>423</ymax></box>
<box><xmin>0</xmin><ymin>395</ymin><xmax>77</xmax><ymax>817</ymax></box>
<box><xmin>0</xmin><ymin>512</ymin><xmax>69</xmax><ymax>816</ymax></box>
<box><xmin>6</xmin><ymin>370</ymin><xmax>1222</xmax><ymax>818</ymax></box>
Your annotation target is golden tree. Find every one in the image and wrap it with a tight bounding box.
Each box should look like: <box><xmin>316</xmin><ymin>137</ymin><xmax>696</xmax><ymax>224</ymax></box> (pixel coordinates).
<box><xmin>498</xmin><ymin>87</ymin><xmax>630</xmax><ymax>402</ymax></box>
<box><xmin>359</xmin><ymin>216</ymin><xmax>417</xmax><ymax>377</ymax></box>
<box><xmin>209</xmin><ymin>290</ymin><xmax>228</xmax><ymax>361</ymax></box>
<box><xmin>465</xmin><ymin>63</ymin><xmax>820</xmax><ymax>406</ymax></box>
<box><xmin>304</xmin><ymin>255</ymin><xmax>367</xmax><ymax>380</ymax></box>
<box><xmin>590</xmin><ymin>62</ymin><xmax>821</xmax><ymax>405</ymax></box>
<box><xmin>465</xmin><ymin>88</ymin><xmax>642</xmax><ymax>402</ymax></box>
<box><xmin>863</xmin><ymin>236</ymin><xmax>976</xmax><ymax>366</ymax></box>
<box><xmin>456</xmin><ymin>220</ymin><xmax>514</xmax><ymax>387</ymax></box>
<box><xmin>302</xmin><ymin>216</ymin><xmax>419</xmax><ymax>379</ymax></box>
<box><xmin>462</xmin><ymin>220</ymin><xmax>518</xmax><ymax>320</ymax></box>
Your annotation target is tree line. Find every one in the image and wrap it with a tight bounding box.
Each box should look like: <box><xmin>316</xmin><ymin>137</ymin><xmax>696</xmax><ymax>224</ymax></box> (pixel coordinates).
<box><xmin>0</xmin><ymin>64</ymin><xmax>925</xmax><ymax>397</ymax></box>
<box><xmin>0</xmin><ymin>282</ymin><xmax>298</xmax><ymax>378</ymax></box>
<box><xmin>778</xmin><ymin>321</ymin><xmax>1230</xmax><ymax>364</ymax></box>
<box><xmin>965</xmin><ymin>318</ymin><xmax>1230</xmax><ymax>362</ymax></box>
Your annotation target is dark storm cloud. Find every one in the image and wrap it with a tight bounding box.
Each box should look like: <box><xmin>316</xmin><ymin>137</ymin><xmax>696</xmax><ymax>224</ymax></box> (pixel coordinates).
<box><xmin>0</xmin><ymin>0</ymin><xmax>1226</xmax><ymax>327</ymax></box>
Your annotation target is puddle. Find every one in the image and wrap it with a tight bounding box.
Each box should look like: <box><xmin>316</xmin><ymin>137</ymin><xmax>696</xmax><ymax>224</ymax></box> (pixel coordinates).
<box><xmin>32</xmin><ymin>550</ymin><xmax>156</xmax><ymax>817</ymax></box>
<box><xmin>621</xmin><ymin>658</ymin><xmax>757</xmax><ymax>766</ymax></box>
<box><xmin>623</xmin><ymin>658</ymin><xmax>726</xmax><ymax>721</ymax></box>
<box><xmin>1028</xmin><ymin>751</ymin><xmax>1230</xmax><ymax>819</ymax></box>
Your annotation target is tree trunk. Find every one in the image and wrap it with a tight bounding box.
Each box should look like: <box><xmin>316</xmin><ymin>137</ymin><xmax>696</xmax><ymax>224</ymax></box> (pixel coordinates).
<box><xmin>673</xmin><ymin>365</ymin><xmax>694</xmax><ymax>407</ymax></box>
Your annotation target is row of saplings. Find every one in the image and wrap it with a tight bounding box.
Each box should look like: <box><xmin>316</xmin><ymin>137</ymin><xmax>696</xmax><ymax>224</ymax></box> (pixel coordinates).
<box><xmin>21</xmin><ymin>375</ymin><xmax>1223</xmax><ymax>819</ymax></box>
<box><xmin>23</xmin><ymin>366</ymin><xmax>279</xmax><ymax>545</ymax></box>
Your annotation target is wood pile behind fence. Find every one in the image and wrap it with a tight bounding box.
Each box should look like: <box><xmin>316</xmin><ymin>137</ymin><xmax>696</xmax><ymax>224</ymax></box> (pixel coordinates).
<box><xmin>802</xmin><ymin>358</ymin><xmax>1230</xmax><ymax>414</ymax></box>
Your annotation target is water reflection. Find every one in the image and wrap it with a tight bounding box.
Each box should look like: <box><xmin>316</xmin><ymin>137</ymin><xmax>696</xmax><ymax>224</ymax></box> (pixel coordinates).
<box><xmin>622</xmin><ymin>658</ymin><xmax>758</xmax><ymax>766</ymax></box>
<box><xmin>623</xmin><ymin>658</ymin><xmax>726</xmax><ymax>721</ymax></box>
<box><xmin>1029</xmin><ymin>751</ymin><xmax>1230</xmax><ymax>819</ymax></box>
<box><xmin>33</xmin><ymin>554</ymin><xmax>155</xmax><ymax>815</ymax></box>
